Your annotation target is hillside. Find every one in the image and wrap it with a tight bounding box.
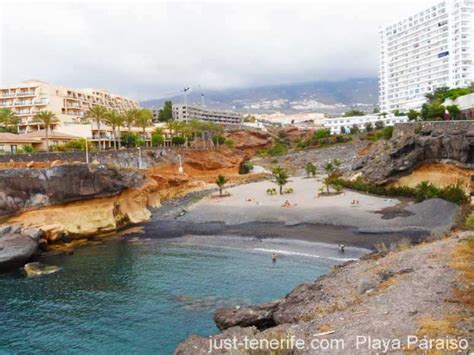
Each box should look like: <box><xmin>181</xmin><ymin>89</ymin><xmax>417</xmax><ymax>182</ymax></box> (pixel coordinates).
<box><xmin>141</xmin><ymin>78</ymin><xmax>379</xmax><ymax>115</ymax></box>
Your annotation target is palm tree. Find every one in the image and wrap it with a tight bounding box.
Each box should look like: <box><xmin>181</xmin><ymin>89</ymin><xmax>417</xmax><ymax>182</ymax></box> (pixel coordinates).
<box><xmin>105</xmin><ymin>110</ymin><xmax>124</xmax><ymax>150</ymax></box>
<box><xmin>165</xmin><ymin>119</ymin><xmax>181</xmax><ymax>143</ymax></box>
<box><xmin>188</xmin><ymin>118</ymin><xmax>202</xmax><ymax>142</ymax></box>
<box><xmin>0</xmin><ymin>108</ymin><xmax>20</xmax><ymax>132</ymax></box>
<box><xmin>33</xmin><ymin>111</ymin><xmax>59</xmax><ymax>152</ymax></box>
<box><xmin>124</xmin><ymin>108</ymin><xmax>140</xmax><ymax>132</ymax></box>
<box><xmin>305</xmin><ymin>162</ymin><xmax>317</xmax><ymax>178</ymax></box>
<box><xmin>323</xmin><ymin>161</ymin><xmax>335</xmax><ymax>193</ymax></box>
<box><xmin>272</xmin><ymin>166</ymin><xmax>289</xmax><ymax>195</ymax></box>
<box><xmin>86</xmin><ymin>106</ymin><xmax>108</xmax><ymax>150</ymax></box>
<box><xmin>215</xmin><ymin>174</ymin><xmax>227</xmax><ymax>197</ymax></box>
<box><xmin>135</xmin><ymin>109</ymin><xmax>153</xmax><ymax>146</ymax></box>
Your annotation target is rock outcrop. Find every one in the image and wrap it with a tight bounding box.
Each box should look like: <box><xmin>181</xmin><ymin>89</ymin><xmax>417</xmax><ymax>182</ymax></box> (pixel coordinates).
<box><xmin>176</xmin><ymin>232</ymin><xmax>472</xmax><ymax>354</ymax></box>
<box><xmin>0</xmin><ymin>164</ymin><xmax>144</xmax><ymax>218</ymax></box>
<box><xmin>354</xmin><ymin>121</ymin><xmax>474</xmax><ymax>185</ymax></box>
<box><xmin>0</xmin><ymin>225</ymin><xmax>43</xmax><ymax>271</ymax></box>
<box><xmin>224</xmin><ymin>129</ymin><xmax>273</xmax><ymax>152</ymax></box>
<box><xmin>214</xmin><ymin>301</ymin><xmax>279</xmax><ymax>330</ymax></box>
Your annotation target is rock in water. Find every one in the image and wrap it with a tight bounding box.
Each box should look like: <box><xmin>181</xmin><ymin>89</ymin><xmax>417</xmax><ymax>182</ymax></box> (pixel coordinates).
<box><xmin>0</xmin><ymin>231</ymin><xmax>39</xmax><ymax>271</ymax></box>
<box><xmin>23</xmin><ymin>262</ymin><xmax>60</xmax><ymax>277</ymax></box>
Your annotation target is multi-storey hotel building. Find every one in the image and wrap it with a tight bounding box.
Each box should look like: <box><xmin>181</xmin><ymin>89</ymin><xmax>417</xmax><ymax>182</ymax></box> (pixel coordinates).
<box><xmin>172</xmin><ymin>104</ymin><xmax>242</xmax><ymax>125</ymax></box>
<box><xmin>0</xmin><ymin>80</ymin><xmax>140</xmax><ymax>133</ymax></box>
<box><xmin>379</xmin><ymin>0</ymin><xmax>474</xmax><ymax>113</ymax></box>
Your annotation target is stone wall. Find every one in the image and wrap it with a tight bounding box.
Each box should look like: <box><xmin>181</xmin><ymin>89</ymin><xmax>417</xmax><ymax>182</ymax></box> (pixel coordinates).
<box><xmin>394</xmin><ymin>121</ymin><xmax>474</xmax><ymax>140</ymax></box>
<box><xmin>0</xmin><ymin>147</ymin><xmax>198</xmax><ymax>169</ymax></box>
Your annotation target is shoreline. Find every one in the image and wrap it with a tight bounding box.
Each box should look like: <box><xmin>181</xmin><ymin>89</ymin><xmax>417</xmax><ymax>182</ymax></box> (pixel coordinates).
<box><xmin>143</xmin><ymin>176</ymin><xmax>457</xmax><ymax>250</ymax></box>
<box><xmin>142</xmin><ymin>220</ymin><xmax>427</xmax><ymax>250</ymax></box>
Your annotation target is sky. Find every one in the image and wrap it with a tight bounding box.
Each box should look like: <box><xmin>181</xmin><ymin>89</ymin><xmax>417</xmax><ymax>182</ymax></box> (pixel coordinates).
<box><xmin>1</xmin><ymin>0</ymin><xmax>437</xmax><ymax>100</ymax></box>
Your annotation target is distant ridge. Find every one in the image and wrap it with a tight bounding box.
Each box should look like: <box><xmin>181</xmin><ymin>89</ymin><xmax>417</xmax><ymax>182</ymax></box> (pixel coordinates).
<box><xmin>141</xmin><ymin>78</ymin><xmax>379</xmax><ymax>115</ymax></box>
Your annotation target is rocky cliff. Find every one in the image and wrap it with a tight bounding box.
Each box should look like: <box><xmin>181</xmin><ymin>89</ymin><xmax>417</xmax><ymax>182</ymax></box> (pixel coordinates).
<box><xmin>354</xmin><ymin>121</ymin><xmax>474</xmax><ymax>186</ymax></box>
<box><xmin>0</xmin><ymin>164</ymin><xmax>144</xmax><ymax>219</ymax></box>
<box><xmin>176</xmin><ymin>231</ymin><xmax>473</xmax><ymax>354</ymax></box>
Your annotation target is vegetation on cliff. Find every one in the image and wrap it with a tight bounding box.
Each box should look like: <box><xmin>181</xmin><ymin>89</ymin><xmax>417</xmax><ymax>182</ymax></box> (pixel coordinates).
<box><xmin>328</xmin><ymin>176</ymin><xmax>469</xmax><ymax>204</ymax></box>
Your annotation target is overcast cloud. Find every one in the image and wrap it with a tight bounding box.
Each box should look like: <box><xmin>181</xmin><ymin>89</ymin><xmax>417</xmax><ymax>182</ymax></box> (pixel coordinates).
<box><xmin>1</xmin><ymin>0</ymin><xmax>436</xmax><ymax>100</ymax></box>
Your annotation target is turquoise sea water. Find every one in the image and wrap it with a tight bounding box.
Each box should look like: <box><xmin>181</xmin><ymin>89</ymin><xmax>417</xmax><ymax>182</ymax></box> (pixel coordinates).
<box><xmin>0</xmin><ymin>235</ymin><xmax>368</xmax><ymax>354</ymax></box>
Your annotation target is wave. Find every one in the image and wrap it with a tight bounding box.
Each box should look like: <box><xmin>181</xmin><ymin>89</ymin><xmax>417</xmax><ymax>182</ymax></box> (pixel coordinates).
<box><xmin>252</xmin><ymin>248</ymin><xmax>357</xmax><ymax>262</ymax></box>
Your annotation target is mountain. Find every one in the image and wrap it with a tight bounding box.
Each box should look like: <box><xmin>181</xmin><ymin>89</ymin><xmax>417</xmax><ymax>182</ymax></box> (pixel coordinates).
<box><xmin>141</xmin><ymin>78</ymin><xmax>379</xmax><ymax>115</ymax></box>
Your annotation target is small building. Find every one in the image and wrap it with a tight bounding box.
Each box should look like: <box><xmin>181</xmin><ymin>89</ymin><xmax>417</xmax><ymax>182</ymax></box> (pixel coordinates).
<box><xmin>172</xmin><ymin>104</ymin><xmax>242</xmax><ymax>125</ymax></box>
<box><xmin>444</xmin><ymin>93</ymin><xmax>474</xmax><ymax>119</ymax></box>
<box><xmin>0</xmin><ymin>132</ymin><xmax>41</xmax><ymax>153</ymax></box>
<box><xmin>22</xmin><ymin>130</ymin><xmax>80</xmax><ymax>151</ymax></box>
<box><xmin>323</xmin><ymin>114</ymin><xmax>408</xmax><ymax>135</ymax></box>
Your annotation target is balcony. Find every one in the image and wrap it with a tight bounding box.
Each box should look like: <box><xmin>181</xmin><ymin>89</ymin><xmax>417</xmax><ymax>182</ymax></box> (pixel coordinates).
<box><xmin>17</xmin><ymin>91</ymin><xmax>35</xmax><ymax>96</ymax></box>
<box><xmin>15</xmin><ymin>101</ymin><xmax>34</xmax><ymax>106</ymax></box>
<box><xmin>16</xmin><ymin>110</ymin><xmax>32</xmax><ymax>115</ymax></box>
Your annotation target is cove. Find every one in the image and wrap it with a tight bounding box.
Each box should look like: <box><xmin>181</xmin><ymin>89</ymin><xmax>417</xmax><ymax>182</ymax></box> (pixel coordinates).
<box><xmin>0</xmin><ymin>234</ymin><xmax>369</xmax><ymax>354</ymax></box>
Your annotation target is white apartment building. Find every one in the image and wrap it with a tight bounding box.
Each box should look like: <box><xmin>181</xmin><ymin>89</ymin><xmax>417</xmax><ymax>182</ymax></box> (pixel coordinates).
<box><xmin>324</xmin><ymin>115</ymin><xmax>408</xmax><ymax>135</ymax></box>
<box><xmin>379</xmin><ymin>0</ymin><xmax>474</xmax><ymax>113</ymax></box>
<box><xmin>0</xmin><ymin>80</ymin><xmax>140</xmax><ymax>134</ymax></box>
<box><xmin>172</xmin><ymin>104</ymin><xmax>242</xmax><ymax>125</ymax></box>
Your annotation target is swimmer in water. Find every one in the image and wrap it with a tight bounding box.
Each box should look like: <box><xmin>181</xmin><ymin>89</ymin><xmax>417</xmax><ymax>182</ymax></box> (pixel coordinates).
<box><xmin>339</xmin><ymin>244</ymin><xmax>345</xmax><ymax>253</ymax></box>
<box><xmin>272</xmin><ymin>253</ymin><xmax>278</xmax><ymax>262</ymax></box>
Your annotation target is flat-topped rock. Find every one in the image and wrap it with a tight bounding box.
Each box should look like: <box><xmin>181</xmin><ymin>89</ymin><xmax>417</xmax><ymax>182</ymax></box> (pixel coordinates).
<box><xmin>0</xmin><ymin>225</ymin><xmax>43</xmax><ymax>271</ymax></box>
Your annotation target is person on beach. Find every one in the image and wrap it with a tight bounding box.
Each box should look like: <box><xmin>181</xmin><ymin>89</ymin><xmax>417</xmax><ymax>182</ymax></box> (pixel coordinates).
<box><xmin>339</xmin><ymin>244</ymin><xmax>345</xmax><ymax>253</ymax></box>
<box><xmin>272</xmin><ymin>253</ymin><xmax>278</xmax><ymax>263</ymax></box>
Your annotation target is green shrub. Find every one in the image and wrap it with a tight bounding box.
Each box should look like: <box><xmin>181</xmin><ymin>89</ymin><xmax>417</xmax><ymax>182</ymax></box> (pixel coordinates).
<box><xmin>314</xmin><ymin>129</ymin><xmax>331</xmax><ymax>140</ymax></box>
<box><xmin>50</xmin><ymin>144</ymin><xmax>66</xmax><ymax>152</ymax></box>
<box><xmin>414</xmin><ymin>181</ymin><xmax>440</xmax><ymax>202</ymax></box>
<box><xmin>372</xmin><ymin>131</ymin><xmax>384</xmax><ymax>141</ymax></box>
<box><xmin>383</xmin><ymin>126</ymin><xmax>394</xmax><ymax>140</ymax></box>
<box><xmin>296</xmin><ymin>139</ymin><xmax>307</xmax><ymax>149</ymax></box>
<box><xmin>171</xmin><ymin>136</ymin><xmax>186</xmax><ymax>145</ymax></box>
<box><xmin>305</xmin><ymin>162</ymin><xmax>317</xmax><ymax>177</ymax></box>
<box><xmin>270</xmin><ymin>159</ymin><xmax>278</xmax><ymax>164</ymax></box>
<box><xmin>266</xmin><ymin>188</ymin><xmax>277</xmax><ymax>195</ymax></box>
<box><xmin>375</xmin><ymin>121</ymin><xmax>385</xmax><ymax>130</ymax></box>
<box><xmin>152</xmin><ymin>133</ymin><xmax>165</xmax><ymax>146</ymax></box>
<box><xmin>438</xmin><ymin>183</ymin><xmax>469</xmax><ymax>204</ymax></box>
<box><xmin>63</xmin><ymin>138</ymin><xmax>92</xmax><ymax>152</ymax></box>
<box><xmin>212</xmin><ymin>135</ymin><xmax>225</xmax><ymax>145</ymax></box>
<box><xmin>121</xmin><ymin>132</ymin><xmax>140</xmax><ymax>148</ymax></box>
<box><xmin>257</xmin><ymin>143</ymin><xmax>287</xmax><ymax>157</ymax></box>
<box><xmin>224</xmin><ymin>139</ymin><xmax>234</xmax><ymax>149</ymax></box>
<box><xmin>466</xmin><ymin>212</ymin><xmax>474</xmax><ymax>230</ymax></box>
<box><xmin>239</xmin><ymin>160</ymin><xmax>253</xmax><ymax>174</ymax></box>
<box><xmin>327</xmin><ymin>177</ymin><xmax>468</xmax><ymax>205</ymax></box>
<box><xmin>22</xmin><ymin>145</ymin><xmax>35</xmax><ymax>153</ymax></box>
<box><xmin>351</xmin><ymin>125</ymin><xmax>360</xmax><ymax>134</ymax></box>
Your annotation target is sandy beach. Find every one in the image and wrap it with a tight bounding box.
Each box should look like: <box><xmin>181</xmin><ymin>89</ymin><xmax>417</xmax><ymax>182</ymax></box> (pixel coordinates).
<box><xmin>180</xmin><ymin>176</ymin><xmax>458</xmax><ymax>232</ymax></box>
<box><xmin>143</xmin><ymin>176</ymin><xmax>460</xmax><ymax>249</ymax></box>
